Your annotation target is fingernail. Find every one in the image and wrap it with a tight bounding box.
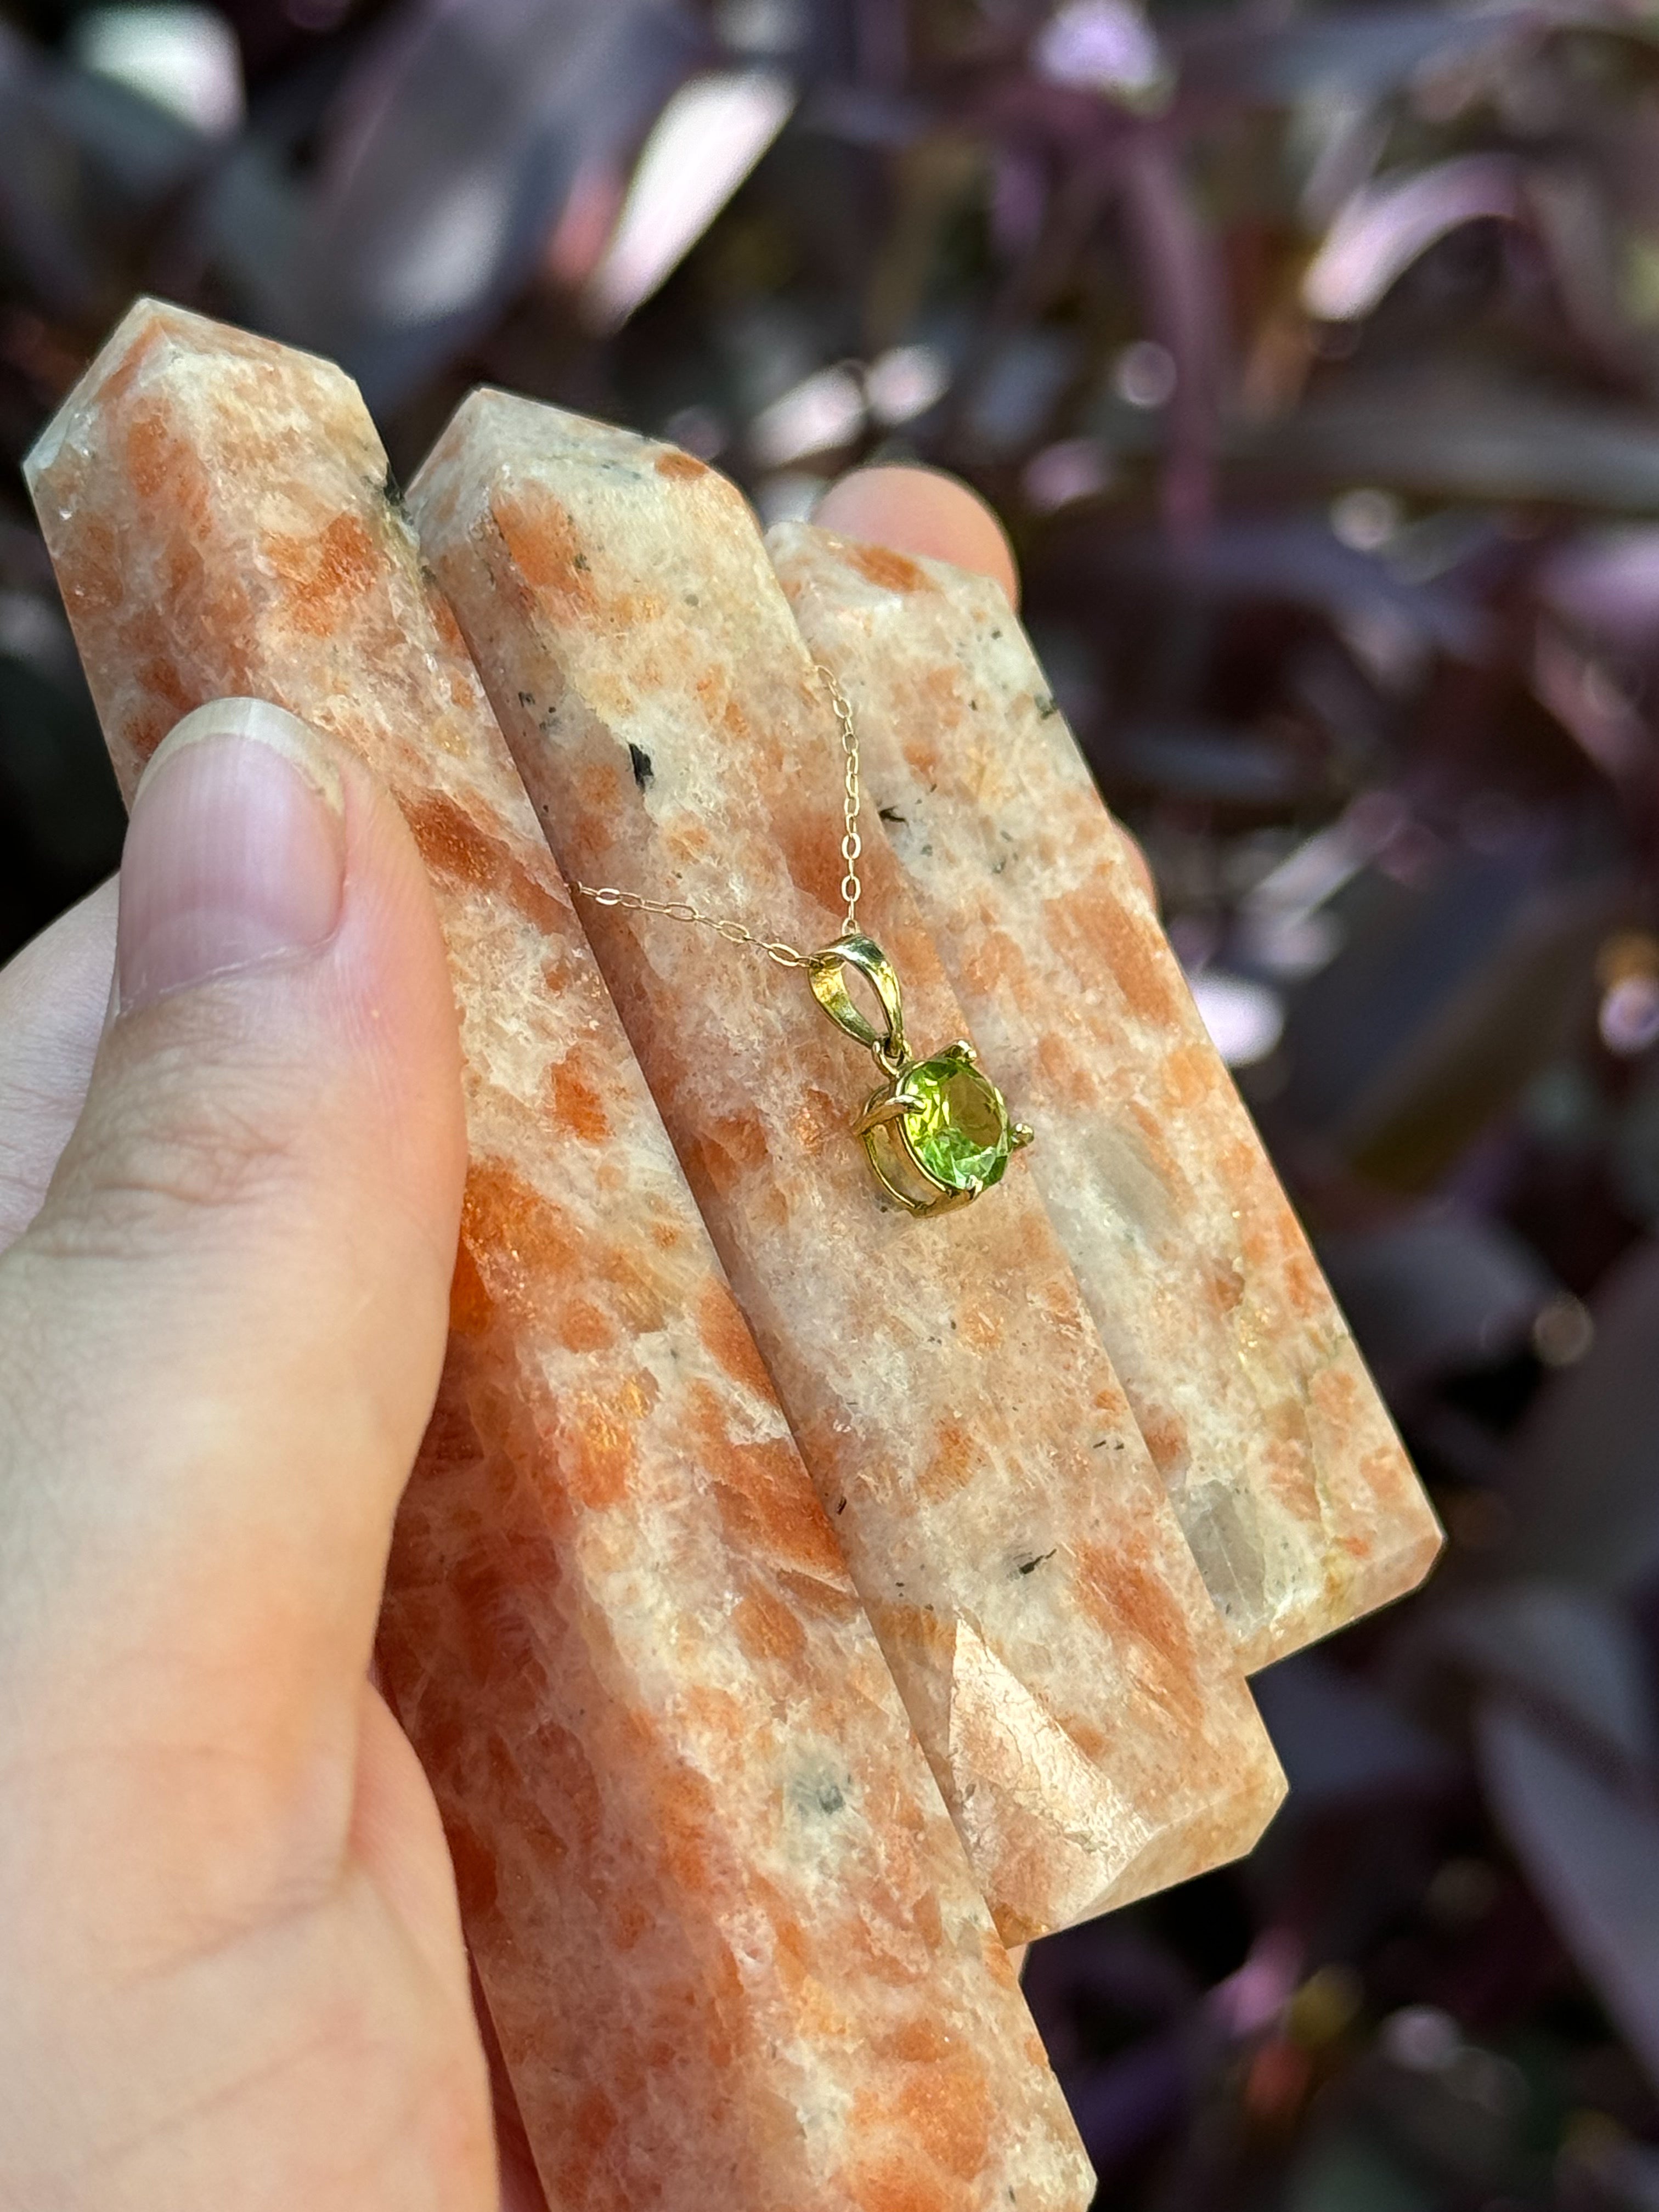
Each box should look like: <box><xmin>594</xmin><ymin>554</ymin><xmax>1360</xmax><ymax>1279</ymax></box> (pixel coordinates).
<box><xmin>117</xmin><ymin>699</ymin><xmax>347</xmax><ymax>1014</ymax></box>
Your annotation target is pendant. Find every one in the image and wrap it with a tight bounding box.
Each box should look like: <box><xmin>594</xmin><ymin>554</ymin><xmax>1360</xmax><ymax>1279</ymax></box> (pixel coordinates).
<box><xmin>806</xmin><ymin>933</ymin><xmax>1034</xmax><ymax>1216</ymax></box>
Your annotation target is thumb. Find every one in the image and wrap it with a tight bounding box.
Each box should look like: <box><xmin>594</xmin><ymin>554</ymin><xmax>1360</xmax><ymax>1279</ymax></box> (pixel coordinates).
<box><xmin>0</xmin><ymin>698</ymin><xmax>465</xmax><ymax>1882</ymax></box>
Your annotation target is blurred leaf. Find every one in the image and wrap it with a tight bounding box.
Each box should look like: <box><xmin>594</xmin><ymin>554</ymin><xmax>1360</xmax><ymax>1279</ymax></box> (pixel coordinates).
<box><xmin>261</xmin><ymin>0</ymin><xmax>703</xmax><ymax>407</ymax></box>
<box><xmin>1064</xmin><ymin>2033</ymin><xmax>1189</xmax><ymax>2174</ymax></box>
<box><xmin>1282</xmin><ymin>2126</ymin><xmax>1438</xmax><ymax>2212</ymax></box>
<box><xmin>190</xmin><ymin>134</ymin><xmax>309</xmax><ymax>331</ymax></box>
<box><xmin>1253</xmin><ymin>1651</ymin><xmax>1458</xmax><ymax>1812</ymax></box>
<box><xmin>1318</xmin><ymin>1214</ymin><xmax>1555</xmax><ymax>1392</ymax></box>
<box><xmin>1437</xmin><ymin>1583</ymin><xmax>1658</xmax><ymax>1768</ymax></box>
<box><xmin>1559</xmin><ymin>2122</ymin><xmax>1659</xmax><ymax>2212</ymax></box>
<box><xmin>1175</xmin><ymin>7</ymin><xmax>1523</xmax><ymax>101</ymax></box>
<box><xmin>964</xmin><ymin>325</ymin><xmax>1079</xmax><ymax>455</ymax></box>
<box><xmin>1107</xmin><ymin>720</ymin><xmax>1311</xmax><ymax>804</ymax></box>
<box><xmin>1503</xmin><ymin>1240</ymin><xmax>1659</xmax><ymax>1588</ymax></box>
<box><xmin>586</xmin><ymin>66</ymin><xmax>797</xmax><ymax>326</ymax></box>
<box><xmin>1118</xmin><ymin>136</ymin><xmax>1224</xmax><ymax>532</ymax></box>
<box><xmin>1087</xmin><ymin>514</ymin><xmax>1487</xmax><ymax>658</ymax></box>
<box><xmin>1612</xmin><ymin>1064</ymin><xmax>1659</xmax><ymax>1224</ymax></box>
<box><xmin>0</xmin><ymin>18</ymin><xmax>206</xmax><ymax>323</ymax></box>
<box><xmin>1364</xmin><ymin>2022</ymin><xmax>1533</xmax><ymax>2192</ymax></box>
<box><xmin>1242</xmin><ymin>386</ymin><xmax>1659</xmax><ymax>514</ymax></box>
<box><xmin>1280</xmin><ymin>846</ymin><xmax>1589</xmax><ymax>1141</ymax></box>
<box><xmin>1340</xmin><ymin>882</ymin><xmax>1617</xmax><ymax>1189</ymax></box>
<box><xmin>1477</xmin><ymin>1694</ymin><xmax>1659</xmax><ymax>2088</ymax></box>
<box><xmin>1303</xmin><ymin>155</ymin><xmax>1523</xmax><ymax>324</ymax></box>
<box><xmin>1541</xmin><ymin>527</ymin><xmax>1659</xmax><ymax>656</ymax></box>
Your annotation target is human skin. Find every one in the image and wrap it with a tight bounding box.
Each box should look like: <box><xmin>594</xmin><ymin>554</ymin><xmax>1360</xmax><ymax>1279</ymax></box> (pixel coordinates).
<box><xmin>0</xmin><ymin>466</ymin><xmax>1109</xmax><ymax>2210</ymax></box>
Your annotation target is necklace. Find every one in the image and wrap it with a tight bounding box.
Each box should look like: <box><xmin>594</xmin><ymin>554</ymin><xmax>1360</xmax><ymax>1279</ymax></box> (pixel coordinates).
<box><xmin>573</xmin><ymin>665</ymin><xmax>1034</xmax><ymax>1217</ymax></box>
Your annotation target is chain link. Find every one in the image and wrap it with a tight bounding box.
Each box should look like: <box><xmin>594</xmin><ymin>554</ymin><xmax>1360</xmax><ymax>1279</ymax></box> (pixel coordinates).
<box><xmin>572</xmin><ymin>662</ymin><xmax>863</xmax><ymax>963</ymax></box>
<box><xmin>571</xmin><ymin>884</ymin><xmax>808</xmax><ymax>969</ymax></box>
<box><xmin>821</xmin><ymin>661</ymin><xmax>862</xmax><ymax>935</ymax></box>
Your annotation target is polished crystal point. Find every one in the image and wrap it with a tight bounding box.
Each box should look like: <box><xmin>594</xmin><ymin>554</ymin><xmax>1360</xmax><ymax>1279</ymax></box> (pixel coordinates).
<box><xmin>29</xmin><ymin>300</ymin><xmax>1098</xmax><ymax>2212</ymax></box>
<box><xmin>771</xmin><ymin>520</ymin><xmax>1443</xmax><ymax>1675</ymax></box>
<box><xmin>413</xmin><ymin>388</ymin><xmax>1287</xmax><ymax>1948</ymax></box>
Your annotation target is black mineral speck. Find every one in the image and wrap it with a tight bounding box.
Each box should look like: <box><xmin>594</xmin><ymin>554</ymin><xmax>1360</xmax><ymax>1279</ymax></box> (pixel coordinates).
<box><xmin>793</xmin><ymin>1770</ymin><xmax>851</xmax><ymax>1818</ymax></box>
<box><xmin>629</xmin><ymin>743</ymin><xmax>654</xmax><ymax>790</ymax></box>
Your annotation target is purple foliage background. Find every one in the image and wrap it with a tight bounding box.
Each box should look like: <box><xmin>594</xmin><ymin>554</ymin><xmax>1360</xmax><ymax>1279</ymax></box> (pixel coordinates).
<box><xmin>4</xmin><ymin>1</ymin><xmax>1659</xmax><ymax>2203</ymax></box>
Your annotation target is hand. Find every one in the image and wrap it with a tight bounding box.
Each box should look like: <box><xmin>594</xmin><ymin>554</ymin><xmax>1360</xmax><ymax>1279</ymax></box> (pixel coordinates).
<box><xmin>0</xmin><ymin>467</ymin><xmax>1086</xmax><ymax>2210</ymax></box>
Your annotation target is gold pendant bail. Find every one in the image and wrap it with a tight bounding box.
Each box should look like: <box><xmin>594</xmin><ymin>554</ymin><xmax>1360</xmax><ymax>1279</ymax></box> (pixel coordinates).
<box><xmin>807</xmin><ymin>933</ymin><xmax>909</xmax><ymax>1076</ymax></box>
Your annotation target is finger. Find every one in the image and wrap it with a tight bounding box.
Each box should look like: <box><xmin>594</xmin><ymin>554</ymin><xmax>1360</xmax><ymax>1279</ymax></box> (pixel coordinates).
<box><xmin>814</xmin><ymin>464</ymin><xmax>1021</xmax><ymax>609</ymax></box>
<box><xmin>0</xmin><ymin>698</ymin><xmax>465</xmax><ymax>1881</ymax></box>
<box><xmin>814</xmin><ymin>465</ymin><xmax>1159</xmax><ymax>908</ymax></box>
<box><xmin>0</xmin><ymin>878</ymin><xmax>117</xmax><ymax>1251</ymax></box>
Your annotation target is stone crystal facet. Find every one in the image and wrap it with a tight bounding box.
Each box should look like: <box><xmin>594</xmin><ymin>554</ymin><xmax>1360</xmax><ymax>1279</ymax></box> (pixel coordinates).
<box><xmin>904</xmin><ymin>1051</ymin><xmax>1012</xmax><ymax>1193</ymax></box>
<box><xmin>26</xmin><ymin>302</ymin><xmax>1097</xmax><ymax>2212</ymax></box>
<box><xmin>770</xmin><ymin>522</ymin><xmax>1444</xmax><ymax>1673</ymax></box>
<box><xmin>411</xmin><ymin>393</ymin><xmax>1287</xmax><ymax>1945</ymax></box>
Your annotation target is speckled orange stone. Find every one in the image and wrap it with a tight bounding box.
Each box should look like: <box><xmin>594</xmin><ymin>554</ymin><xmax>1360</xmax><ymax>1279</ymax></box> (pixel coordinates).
<box><xmin>26</xmin><ymin>301</ymin><xmax>1096</xmax><ymax>2212</ymax></box>
<box><xmin>770</xmin><ymin>526</ymin><xmax>1443</xmax><ymax>1672</ymax></box>
<box><xmin>411</xmin><ymin>393</ymin><xmax>1286</xmax><ymax>1946</ymax></box>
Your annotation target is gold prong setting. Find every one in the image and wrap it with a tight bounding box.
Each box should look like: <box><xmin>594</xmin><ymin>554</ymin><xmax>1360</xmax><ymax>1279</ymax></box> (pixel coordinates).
<box><xmin>853</xmin><ymin>1091</ymin><xmax>923</xmax><ymax>1138</ymax></box>
<box><xmin>806</xmin><ymin>931</ymin><xmax>1032</xmax><ymax>1217</ymax></box>
<box><xmin>855</xmin><ymin>1042</ymin><xmax>1028</xmax><ymax>1216</ymax></box>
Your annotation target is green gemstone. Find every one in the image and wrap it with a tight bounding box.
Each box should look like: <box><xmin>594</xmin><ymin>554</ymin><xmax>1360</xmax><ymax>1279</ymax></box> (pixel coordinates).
<box><xmin>902</xmin><ymin>1049</ymin><xmax>1012</xmax><ymax>1193</ymax></box>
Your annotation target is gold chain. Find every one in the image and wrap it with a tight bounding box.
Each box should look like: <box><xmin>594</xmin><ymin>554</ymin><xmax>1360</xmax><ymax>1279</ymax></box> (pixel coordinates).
<box><xmin>826</xmin><ymin>659</ymin><xmax>863</xmax><ymax>932</ymax></box>
<box><xmin>572</xmin><ymin>663</ymin><xmax>862</xmax><ymax>969</ymax></box>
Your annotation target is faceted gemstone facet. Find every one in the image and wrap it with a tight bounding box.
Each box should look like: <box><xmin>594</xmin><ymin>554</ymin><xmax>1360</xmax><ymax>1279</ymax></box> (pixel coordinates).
<box><xmin>904</xmin><ymin>1049</ymin><xmax>1012</xmax><ymax>1191</ymax></box>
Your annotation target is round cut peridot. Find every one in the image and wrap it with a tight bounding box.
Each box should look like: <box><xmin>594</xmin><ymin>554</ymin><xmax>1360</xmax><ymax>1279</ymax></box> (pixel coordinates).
<box><xmin>902</xmin><ymin>1048</ymin><xmax>1012</xmax><ymax>1193</ymax></box>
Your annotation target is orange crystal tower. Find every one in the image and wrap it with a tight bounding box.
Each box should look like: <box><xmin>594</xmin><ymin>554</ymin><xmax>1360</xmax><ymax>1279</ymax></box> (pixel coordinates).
<box><xmin>26</xmin><ymin>300</ymin><xmax>1096</xmax><ymax>2212</ymax></box>
<box><xmin>413</xmin><ymin>391</ymin><xmax>1287</xmax><ymax>1948</ymax></box>
<box><xmin>770</xmin><ymin>524</ymin><xmax>1442</xmax><ymax>1671</ymax></box>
